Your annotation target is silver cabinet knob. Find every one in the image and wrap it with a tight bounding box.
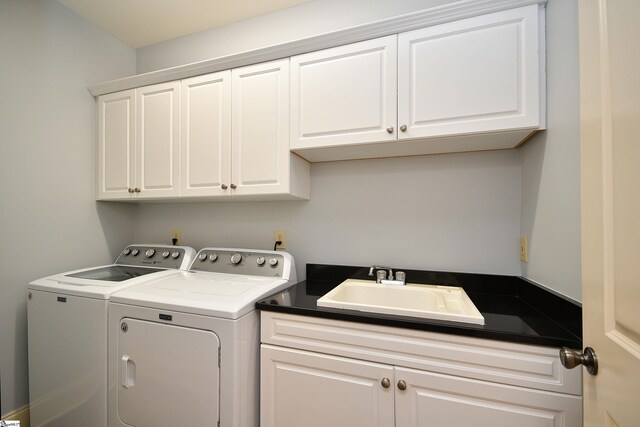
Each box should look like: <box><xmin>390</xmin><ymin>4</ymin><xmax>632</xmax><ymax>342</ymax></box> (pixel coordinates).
<box><xmin>381</xmin><ymin>378</ymin><xmax>390</xmax><ymax>388</ymax></box>
<box><xmin>400</xmin><ymin>125</ymin><xmax>407</xmax><ymax>132</ymax></box>
<box><xmin>397</xmin><ymin>380</ymin><xmax>407</xmax><ymax>391</ymax></box>
<box><xmin>230</xmin><ymin>183</ymin><xmax>237</xmax><ymax>189</ymax></box>
<box><xmin>560</xmin><ymin>347</ymin><xmax>598</xmax><ymax>375</ymax></box>
<box><xmin>134</xmin><ymin>187</ymin><xmax>141</xmax><ymax>193</ymax></box>
<box><xmin>386</xmin><ymin>127</ymin><xmax>394</xmax><ymax>134</ymax></box>
<box><xmin>221</xmin><ymin>184</ymin><xmax>228</xmax><ymax>190</ymax></box>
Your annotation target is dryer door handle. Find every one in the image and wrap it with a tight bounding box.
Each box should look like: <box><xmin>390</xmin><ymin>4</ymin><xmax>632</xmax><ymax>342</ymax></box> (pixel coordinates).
<box><xmin>121</xmin><ymin>355</ymin><xmax>136</xmax><ymax>389</ymax></box>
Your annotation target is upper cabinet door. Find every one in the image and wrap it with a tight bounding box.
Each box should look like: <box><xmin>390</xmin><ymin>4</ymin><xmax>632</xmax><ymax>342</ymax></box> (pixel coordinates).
<box><xmin>290</xmin><ymin>36</ymin><xmax>397</xmax><ymax>150</ymax></box>
<box><xmin>231</xmin><ymin>59</ymin><xmax>291</xmax><ymax>196</ymax></box>
<box><xmin>97</xmin><ymin>90</ymin><xmax>135</xmax><ymax>200</ymax></box>
<box><xmin>181</xmin><ymin>71</ymin><xmax>232</xmax><ymax>197</ymax></box>
<box><xmin>136</xmin><ymin>82</ymin><xmax>181</xmax><ymax>198</ymax></box>
<box><xmin>398</xmin><ymin>5</ymin><xmax>543</xmax><ymax>140</ymax></box>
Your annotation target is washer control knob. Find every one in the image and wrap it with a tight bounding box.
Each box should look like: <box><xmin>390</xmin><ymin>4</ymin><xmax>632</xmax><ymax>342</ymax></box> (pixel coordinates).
<box><xmin>162</xmin><ymin>251</ymin><xmax>170</xmax><ymax>258</ymax></box>
<box><xmin>257</xmin><ymin>256</ymin><xmax>266</xmax><ymax>266</ymax></box>
<box><xmin>230</xmin><ymin>253</ymin><xmax>242</xmax><ymax>264</ymax></box>
<box><xmin>131</xmin><ymin>249</ymin><xmax>140</xmax><ymax>256</ymax></box>
<box><xmin>145</xmin><ymin>249</ymin><xmax>155</xmax><ymax>258</ymax></box>
<box><xmin>171</xmin><ymin>251</ymin><xmax>180</xmax><ymax>259</ymax></box>
<box><xmin>269</xmin><ymin>258</ymin><xmax>279</xmax><ymax>267</ymax></box>
<box><xmin>123</xmin><ymin>248</ymin><xmax>131</xmax><ymax>256</ymax></box>
<box><xmin>209</xmin><ymin>253</ymin><xmax>218</xmax><ymax>262</ymax></box>
<box><xmin>199</xmin><ymin>253</ymin><xmax>208</xmax><ymax>261</ymax></box>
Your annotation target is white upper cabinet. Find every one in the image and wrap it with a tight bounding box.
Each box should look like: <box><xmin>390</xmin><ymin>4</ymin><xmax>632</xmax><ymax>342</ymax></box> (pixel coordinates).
<box><xmin>97</xmin><ymin>63</ymin><xmax>309</xmax><ymax>201</ymax></box>
<box><xmin>97</xmin><ymin>90</ymin><xmax>135</xmax><ymax>200</ymax></box>
<box><xmin>288</xmin><ymin>4</ymin><xmax>545</xmax><ymax>162</ymax></box>
<box><xmin>290</xmin><ymin>36</ymin><xmax>397</xmax><ymax>150</ymax></box>
<box><xmin>232</xmin><ymin>59</ymin><xmax>309</xmax><ymax>199</ymax></box>
<box><xmin>136</xmin><ymin>82</ymin><xmax>181</xmax><ymax>198</ymax></box>
<box><xmin>180</xmin><ymin>71</ymin><xmax>232</xmax><ymax>197</ymax></box>
<box><xmin>397</xmin><ymin>5</ymin><xmax>543</xmax><ymax>140</ymax></box>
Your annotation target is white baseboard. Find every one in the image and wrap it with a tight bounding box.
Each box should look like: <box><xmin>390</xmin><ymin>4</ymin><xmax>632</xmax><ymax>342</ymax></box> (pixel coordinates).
<box><xmin>2</xmin><ymin>404</ymin><xmax>30</xmax><ymax>427</ymax></box>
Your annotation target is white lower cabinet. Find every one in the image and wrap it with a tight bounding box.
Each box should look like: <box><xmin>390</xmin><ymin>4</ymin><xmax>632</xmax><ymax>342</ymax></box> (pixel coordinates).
<box><xmin>395</xmin><ymin>367</ymin><xmax>581</xmax><ymax>427</ymax></box>
<box><xmin>261</xmin><ymin>345</ymin><xmax>394</xmax><ymax>427</ymax></box>
<box><xmin>260</xmin><ymin>312</ymin><xmax>582</xmax><ymax>427</ymax></box>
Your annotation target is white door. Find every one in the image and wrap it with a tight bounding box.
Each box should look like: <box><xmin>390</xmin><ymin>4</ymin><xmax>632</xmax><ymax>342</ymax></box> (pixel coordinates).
<box><xmin>261</xmin><ymin>345</ymin><xmax>394</xmax><ymax>427</ymax></box>
<box><xmin>290</xmin><ymin>35</ymin><xmax>397</xmax><ymax>149</ymax></box>
<box><xmin>97</xmin><ymin>90</ymin><xmax>135</xmax><ymax>199</ymax></box>
<box><xmin>231</xmin><ymin>59</ymin><xmax>290</xmax><ymax>196</ymax></box>
<box><xmin>136</xmin><ymin>82</ymin><xmax>181</xmax><ymax>198</ymax></box>
<box><xmin>579</xmin><ymin>0</ymin><xmax>640</xmax><ymax>425</ymax></box>
<box><xmin>181</xmin><ymin>71</ymin><xmax>232</xmax><ymax>197</ymax></box>
<box><xmin>394</xmin><ymin>367</ymin><xmax>581</xmax><ymax>427</ymax></box>
<box><xmin>116</xmin><ymin>318</ymin><xmax>220</xmax><ymax>426</ymax></box>
<box><xmin>398</xmin><ymin>5</ymin><xmax>542</xmax><ymax>140</ymax></box>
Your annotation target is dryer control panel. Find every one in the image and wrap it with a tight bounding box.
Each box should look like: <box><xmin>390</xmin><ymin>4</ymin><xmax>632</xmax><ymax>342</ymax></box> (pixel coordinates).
<box><xmin>115</xmin><ymin>245</ymin><xmax>196</xmax><ymax>270</ymax></box>
<box><xmin>190</xmin><ymin>248</ymin><xmax>288</xmax><ymax>278</ymax></box>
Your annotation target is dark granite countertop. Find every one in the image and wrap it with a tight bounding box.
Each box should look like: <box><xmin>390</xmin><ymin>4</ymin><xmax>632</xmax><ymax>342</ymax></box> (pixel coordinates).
<box><xmin>256</xmin><ymin>264</ymin><xmax>582</xmax><ymax>349</ymax></box>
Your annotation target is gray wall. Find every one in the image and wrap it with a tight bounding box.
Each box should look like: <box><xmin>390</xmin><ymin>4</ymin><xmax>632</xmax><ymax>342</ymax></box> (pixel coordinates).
<box><xmin>133</xmin><ymin>151</ymin><xmax>523</xmax><ymax>280</ymax></box>
<box><xmin>0</xmin><ymin>0</ymin><xmax>137</xmax><ymax>415</ymax></box>
<box><xmin>136</xmin><ymin>0</ymin><xmax>458</xmax><ymax>73</ymax></box>
<box><xmin>135</xmin><ymin>0</ymin><xmax>582</xmax><ymax>301</ymax></box>
<box><xmin>520</xmin><ymin>0</ymin><xmax>581</xmax><ymax>301</ymax></box>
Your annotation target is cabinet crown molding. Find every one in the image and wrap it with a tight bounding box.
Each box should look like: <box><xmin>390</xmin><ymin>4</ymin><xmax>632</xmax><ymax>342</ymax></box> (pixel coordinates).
<box><xmin>88</xmin><ymin>0</ymin><xmax>545</xmax><ymax>96</ymax></box>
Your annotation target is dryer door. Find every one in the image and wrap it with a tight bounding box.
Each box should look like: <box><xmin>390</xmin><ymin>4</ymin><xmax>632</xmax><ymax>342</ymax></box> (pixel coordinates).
<box><xmin>116</xmin><ymin>318</ymin><xmax>220</xmax><ymax>426</ymax></box>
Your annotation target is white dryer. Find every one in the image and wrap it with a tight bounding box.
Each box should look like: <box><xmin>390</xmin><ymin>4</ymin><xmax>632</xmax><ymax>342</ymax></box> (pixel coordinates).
<box><xmin>27</xmin><ymin>244</ymin><xmax>196</xmax><ymax>427</ymax></box>
<box><xmin>107</xmin><ymin>248</ymin><xmax>297</xmax><ymax>427</ymax></box>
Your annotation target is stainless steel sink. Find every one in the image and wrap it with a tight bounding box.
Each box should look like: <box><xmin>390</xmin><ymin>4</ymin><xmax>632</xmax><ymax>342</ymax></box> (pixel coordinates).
<box><xmin>317</xmin><ymin>279</ymin><xmax>485</xmax><ymax>325</ymax></box>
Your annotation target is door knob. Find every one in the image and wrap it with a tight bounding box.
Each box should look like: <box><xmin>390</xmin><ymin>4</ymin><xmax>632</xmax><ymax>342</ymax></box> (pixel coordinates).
<box><xmin>559</xmin><ymin>347</ymin><xmax>598</xmax><ymax>375</ymax></box>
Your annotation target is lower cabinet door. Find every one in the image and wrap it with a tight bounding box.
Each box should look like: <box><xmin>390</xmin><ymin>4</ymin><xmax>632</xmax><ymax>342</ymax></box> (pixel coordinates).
<box><xmin>394</xmin><ymin>367</ymin><xmax>582</xmax><ymax>427</ymax></box>
<box><xmin>261</xmin><ymin>345</ymin><xmax>394</xmax><ymax>427</ymax></box>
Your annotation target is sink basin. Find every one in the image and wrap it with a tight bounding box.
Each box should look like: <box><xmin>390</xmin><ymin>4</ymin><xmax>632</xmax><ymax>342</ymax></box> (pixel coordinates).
<box><xmin>317</xmin><ymin>279</ymin><xmax>485</xmax><ymax>325</ymax></box>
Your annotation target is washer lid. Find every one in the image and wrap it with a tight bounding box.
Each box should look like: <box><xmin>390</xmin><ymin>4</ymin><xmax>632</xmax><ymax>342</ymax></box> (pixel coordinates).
<box><xmin>66</xmin><ymin>265</ymin><xmax>165</xmax><ymax>282</ymax></box>
<box><xmin>110</xmin><ymin>271</ymin><xmax>293</xmax><ymax>319</ymax></box>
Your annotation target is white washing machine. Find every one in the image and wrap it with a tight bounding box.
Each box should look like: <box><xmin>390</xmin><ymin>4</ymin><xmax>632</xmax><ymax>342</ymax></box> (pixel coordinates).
<box><xmin>107</xmin><ymin>248</ymin><xmax>297</xmax><ymax>427</ymax></box>
<box><xmin>27</xmin><ymin>244</ymin><xmax>196</xmax><ymax>427</ymax></box>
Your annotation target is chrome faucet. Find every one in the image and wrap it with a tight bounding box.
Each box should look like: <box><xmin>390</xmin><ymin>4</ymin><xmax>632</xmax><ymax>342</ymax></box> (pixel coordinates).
<box><xmin>368</xmin><ymin>266</ymin><xmax>394</xmax><ymax>283</ymax></box>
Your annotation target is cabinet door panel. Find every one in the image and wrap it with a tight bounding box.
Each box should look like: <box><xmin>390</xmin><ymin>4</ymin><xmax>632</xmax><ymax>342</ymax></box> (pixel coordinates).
<box><xmin>97</xmin><ymin>90</ymin><xmax>135</xmax><ymax>199</ymax></box>
<box><xmin>181</xmin><ymin>71</ymin><xmax>231</xmax><ymax>197</ymax></box>
<box><xmin>261</xmin><ymin>345</ymin><xmax>394</xmax><ymax>427</ymax></box>
<box><xmin>398</xmin><ymin>5</ymin><xmax>541</xmax><ymax>139</ymax></box>
<box><xmin>231</xmin><ymin>59</ymin><xmax>290</xmax><ymax>196</ymax></box>
<box><xmin>136</xmin><ymin>82</ymin><xmax>180</xmax><ymax>197</ymax></box>
<box><xmin>395</xmin><ymin>367</ymin><xmax>581</xmax><ymax>427</ymax></box>
<box><xmin>291</xmin><ymin>36</ymin><xmax>397</xmax><ymax>149</ymax></box>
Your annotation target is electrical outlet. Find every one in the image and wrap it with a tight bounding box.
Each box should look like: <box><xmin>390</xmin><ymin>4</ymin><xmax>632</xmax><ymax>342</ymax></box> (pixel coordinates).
<box><xmin>274</xmin><ymin>230</ymin><xmax>286</xmax><ymax>250</ymax></box>
<box><xmin>172</xmin><ymin>228</ymin><xmax>181</xmax><ymax>245</ymax></box>
<box><xmin>520</xmin><ymin>237</ymin><xmax>528</xmax><ymax>262</ymax></box>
